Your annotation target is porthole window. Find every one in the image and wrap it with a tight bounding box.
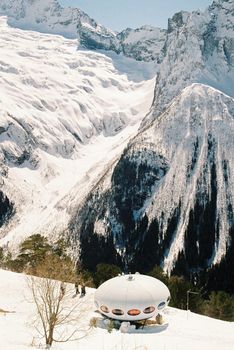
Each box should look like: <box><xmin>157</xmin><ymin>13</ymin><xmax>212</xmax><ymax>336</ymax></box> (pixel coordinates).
<box><xmin>112</xmin><ymin>309</ymin><xmax>124</xmax><ymax>316</ymax></box>
<box><xmin>100</xmin><ymin>305</ymin><xmax>109</xmax><ymax>313</ymax></box>
<box><xmin>127</xmin><ymin>309</ymin><xmax>141</xmax><ymax>316</ymax></box>
<box><xmin>143</xmin><ymin>306</ymin><xmax>155</xmax><ymax>314</ymax></box>
<box><xmin>158</xmin><ymin>301</ymin><xmax>166</xmax><ymax>310</ymax></box>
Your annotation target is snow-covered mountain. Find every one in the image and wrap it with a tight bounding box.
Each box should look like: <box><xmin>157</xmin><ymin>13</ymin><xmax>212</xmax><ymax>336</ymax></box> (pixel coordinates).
<box><xmin>67</xmin><ymin>0</ymin><xmax>234</xmax><ymax>285</ymax></box>
<box><xmin>0</xmin><ymin>0</ymin><xmax>113</xmax><ymax>40</ymax></box>
<box><xmin>0</xmin><ymin>0</ymin><xmax>166</xmax><ymax>62</ymax></box>
<box><xmin>0</xmin><ymin>16</ymin><xmax>155</xmax><ymax>247</ymax></box>
<box><xmin>72</xmin><ymin>84</ymin><xmax>234</xmax><ymax>275</ymax></box>
<box><xmin>0</xmin><ymin>0</ymin><xmax>234</xmax><ymax>289</ymax></box>
<box><xmin>147</xmin><ymin>0</ymin><xmax>234</xmax><ymax>122</ymax></box>
<box><xmin>0</xmin><ymin>0</ymin><xmax>233</xmax><ymax>68</ymax></box>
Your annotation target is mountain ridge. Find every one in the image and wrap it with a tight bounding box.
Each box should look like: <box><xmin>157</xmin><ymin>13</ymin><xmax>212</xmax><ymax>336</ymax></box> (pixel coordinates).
<box><xmin>1</xmin><ymin>0</ymin><xmax>233</xmax><ymax>65</ymax></box>
<box><xmin>0</xmin><ymin>0</ymin><xmax>167</xmax><ymax>62</ymax></box>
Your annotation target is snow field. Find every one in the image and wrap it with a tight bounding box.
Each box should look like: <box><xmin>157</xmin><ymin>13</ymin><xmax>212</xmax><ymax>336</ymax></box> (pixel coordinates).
<box><xmin>0</xmin><ymin>269</ymin><xmax>234</xmax><ymax>350</ymax></box>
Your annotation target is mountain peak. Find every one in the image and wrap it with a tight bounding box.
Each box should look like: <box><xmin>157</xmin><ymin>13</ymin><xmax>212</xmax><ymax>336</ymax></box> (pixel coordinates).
<box><xmin>168</xmin><ymin>11</ymin><xmax>190</xmax><ymax>33</ymax></box>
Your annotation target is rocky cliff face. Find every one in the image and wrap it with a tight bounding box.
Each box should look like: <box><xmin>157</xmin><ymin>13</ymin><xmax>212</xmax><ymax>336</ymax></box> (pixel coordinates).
<box><xmin>148</xmin><ymin>0</ymin><xmax>234</xmax><ymax>120</ymax></box>
<box><xmin>117</xmin><ymin>26</ymin><xmax>167</xmax><ymax>62</ymax></box>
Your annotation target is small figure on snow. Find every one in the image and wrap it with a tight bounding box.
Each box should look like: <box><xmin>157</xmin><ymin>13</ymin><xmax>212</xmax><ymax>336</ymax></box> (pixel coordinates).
<box><xmin>80</xmin><ymin>284</ymin><xmax>86</xmax><ymax>297</ymax></box>
<box><xmin>60</xmin><ymin>282</ymin><xmax>66</xmax><ymax>298</ymax></box>
<box><xmin>75</xmin><ymin>281</ymin><xmax>80</xmax><ymax>295</ymax></box>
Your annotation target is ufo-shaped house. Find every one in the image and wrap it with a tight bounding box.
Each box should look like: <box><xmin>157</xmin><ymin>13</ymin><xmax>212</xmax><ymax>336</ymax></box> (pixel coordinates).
<box><xmin>94</xmin><ymin>273</ymin><xmax>170</xmax><ymax>321</ymax></box>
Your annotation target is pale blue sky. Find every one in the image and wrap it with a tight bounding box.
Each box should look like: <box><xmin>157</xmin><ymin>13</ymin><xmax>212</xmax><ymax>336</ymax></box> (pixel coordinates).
<box><xmin>60</xmin><ymin>0</ymin><xmax>212</xmax><ymax>31</ymax></box>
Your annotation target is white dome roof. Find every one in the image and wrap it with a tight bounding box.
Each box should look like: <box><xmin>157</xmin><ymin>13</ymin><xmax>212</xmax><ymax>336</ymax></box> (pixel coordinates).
<box><xmin>94</xmin><ymin>273</ymin><xmax>170</xmax><ymax>321</ymax></box>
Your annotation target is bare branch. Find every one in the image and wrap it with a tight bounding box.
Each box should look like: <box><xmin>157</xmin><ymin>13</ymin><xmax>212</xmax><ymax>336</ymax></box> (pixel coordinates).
<box><xmin>27</xmin><ymin>255</ymin><xmax>90</xmax><ymax>347</ymax></box>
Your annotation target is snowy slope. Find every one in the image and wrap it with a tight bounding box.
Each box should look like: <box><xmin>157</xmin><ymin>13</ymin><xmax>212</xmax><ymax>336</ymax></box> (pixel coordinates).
<box><xmin>0</xmin><ymin>269</ymin><xmax>234</xmax><ymax>350</ymax></box>
<box><xmin>71</xmin><ymin>83</ymin><xmax>234</xmax><ymax>273</ymax></box>
<box><xmin>0</xmin><ymin>16</ymin><xmax>155</xmax><ymax>248</ymax></box>
<box><xmin>137</xmin><ymin>84</ymin><xmax>234</xmax><ymax>272</ymax></box>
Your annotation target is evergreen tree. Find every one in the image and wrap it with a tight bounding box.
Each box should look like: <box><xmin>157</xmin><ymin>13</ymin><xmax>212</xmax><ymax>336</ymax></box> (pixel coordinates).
<box><xmin>168</xmin><ymin>275</ymin><xmax>202</xmax><ymax>312</ymax></box>
<box><xmin>148</xmin><ymin>265</ymin><xmax>169</xmax><ymax>285</ymax></box>
<box><xmin>17</xmin><ymin>234</ymin><xmax>51</xmax><ymax>270</ymax></box>
<box><xmin>94</xmin><ymin>263</ymin><xmax>121</xmax><ymax>287</ymax></box>
<box><xmin>203</xmin><ymin>291</ymin><xmax>234</xmax><ymax>321</ymax></box>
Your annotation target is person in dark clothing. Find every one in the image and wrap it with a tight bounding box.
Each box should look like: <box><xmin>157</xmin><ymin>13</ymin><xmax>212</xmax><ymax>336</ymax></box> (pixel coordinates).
<box><xmin>75</xmin><ymin>281</ymin><xmax>80</xmax><ymax>295</ymax></box>
<box><xmin>60</xmin><ymin>282</ymin><xmax>66</xmax><ymax>299</ymax></box>
<box><xmin>80</xmin><ymin>284</ymin><xmax>86</xmax><ymax>297</ymax></box>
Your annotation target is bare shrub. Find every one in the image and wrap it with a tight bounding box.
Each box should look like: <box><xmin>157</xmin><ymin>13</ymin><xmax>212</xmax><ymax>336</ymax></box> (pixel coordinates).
<box><xmin>27</xmin><ymin>254</ymin><xmax>90</xmax><ymax>348</ymax></box>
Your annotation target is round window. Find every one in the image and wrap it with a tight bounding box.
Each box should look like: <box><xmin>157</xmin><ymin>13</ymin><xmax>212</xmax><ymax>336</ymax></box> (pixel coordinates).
<box><xmin>143</xmin><ymin>306</ymin><xmax>155</xmax><ymax>314</ymax></box>
<box><xmin>158</xmin><ymin>301</ymin><xmax>166</xmax><ymax>310</ymax></box>
<box><xmin>112</xmin><ymin>309</ymin><xmax>124</xmax><ymax>316</ymax></box>
<box><xmin>100</xmin><ymin>305</ymin><xmax>109</xmax><ymax>313</ymax></box>
<box><xmin>127</xmin><ymin>309</ymin><xmax>141</xmax><ymax>316</ymax></box>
